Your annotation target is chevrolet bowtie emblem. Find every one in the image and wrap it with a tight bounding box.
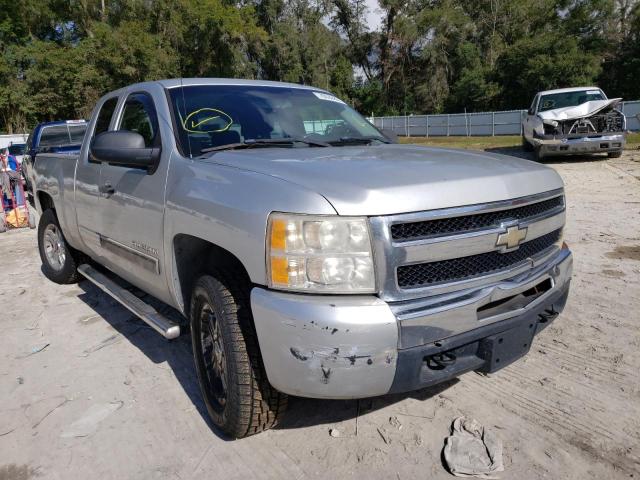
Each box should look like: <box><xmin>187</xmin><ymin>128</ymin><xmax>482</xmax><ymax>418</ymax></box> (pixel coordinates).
<box><xmin>496</xmin><ymin>224</ymin><xmax>528</xmax><ymax>251</ymax></box>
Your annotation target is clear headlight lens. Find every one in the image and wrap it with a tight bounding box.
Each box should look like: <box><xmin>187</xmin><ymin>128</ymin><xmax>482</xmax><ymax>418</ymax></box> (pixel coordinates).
<box><xmin>267</xmin><ymin>213</ymin><xmax>376</xmax><ymax>293</ymax></box>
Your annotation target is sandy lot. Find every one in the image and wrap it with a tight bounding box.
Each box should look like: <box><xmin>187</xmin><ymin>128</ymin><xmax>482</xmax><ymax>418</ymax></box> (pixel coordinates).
<box><xmin>1</xmin><ymin>150</ymin><xmax>639</xmax><ymax>479</ymax></box>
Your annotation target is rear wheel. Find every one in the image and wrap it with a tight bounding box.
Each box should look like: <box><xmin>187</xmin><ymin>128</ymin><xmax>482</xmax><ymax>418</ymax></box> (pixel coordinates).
<box><xmin>37</xmin><ymin>209</ymin><xmax>83</xmax><ymax>284</ymax></box>
<box><xmin>190</xmin><ymin>273</ymin><xmax>287</xmax><ymax>438</ymax></box>
<box><xmin>608</xmin><ymin>151</ymin><xmax>623</xmax><ymax>158</ymax></box>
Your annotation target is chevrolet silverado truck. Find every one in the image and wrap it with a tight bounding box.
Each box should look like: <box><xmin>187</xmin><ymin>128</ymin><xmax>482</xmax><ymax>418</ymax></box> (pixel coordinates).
<box><xmin>32</xmin><ymin>79</ymin><xmax>572</xmax><ymax>438</ymax></box>
<box><xmin>522</xmin><ymin>86</ymin><xmax>626</xmax><ymax>161</ymax></box>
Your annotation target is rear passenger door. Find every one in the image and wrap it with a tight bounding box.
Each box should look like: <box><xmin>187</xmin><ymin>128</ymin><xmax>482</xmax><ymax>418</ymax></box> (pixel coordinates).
<box><xmin>97</xmin><ymin>91</ymin><xmax>169</xmax><ymax>300</ymax></box>
<box><xmin>76</xmin><ymin>96</ymin><xmax>119</xmax><ymax>258</ymax></box>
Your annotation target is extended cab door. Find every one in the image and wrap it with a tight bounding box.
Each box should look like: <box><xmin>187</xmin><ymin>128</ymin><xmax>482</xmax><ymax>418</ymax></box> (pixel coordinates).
<box><xmin>76</xmin><ymin>96</ymin><xmax>119</xmax><ymax>257</ymax></box>
<box><xmin>97</xmin><ymin>90</ymin><xmax>170</xmax><ymax>301</ymax></box>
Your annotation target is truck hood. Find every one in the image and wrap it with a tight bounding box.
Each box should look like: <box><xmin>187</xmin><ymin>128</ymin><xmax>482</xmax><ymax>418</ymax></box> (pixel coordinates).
<box><xmin>207</xmin><ymin>144</ymin><xmax>563</xmax><ymax>216</ymax></box>
<box><xmin>538</xmin><ymin>98</ymin><xmax>622</xmax><ymax>122</ymax></box>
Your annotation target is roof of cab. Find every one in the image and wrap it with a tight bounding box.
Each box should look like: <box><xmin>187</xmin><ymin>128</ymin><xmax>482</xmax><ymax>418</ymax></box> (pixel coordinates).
<box><xmin>157</xmin><ymin>78</ymin><xmax>325</xmax><ymax>91</ymax></box>
<box><xmin>538</xmin><ymin>86</ymin><xmax>604</xmax><ymax>96</ymax></box>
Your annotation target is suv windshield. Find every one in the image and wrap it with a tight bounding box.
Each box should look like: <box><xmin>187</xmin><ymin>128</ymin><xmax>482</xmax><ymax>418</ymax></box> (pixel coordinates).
<box><xmin>538</xmin><ymin>90</ymin><xmax>605</xmax><ymax>112</ymax></box>
<box><xmin>168</xmin><ymin>85</ymin><xmax>386</xmax><ymax>156</ymax></box>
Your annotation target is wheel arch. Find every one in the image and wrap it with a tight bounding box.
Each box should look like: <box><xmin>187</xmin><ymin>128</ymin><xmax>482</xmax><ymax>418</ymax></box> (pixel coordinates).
<box><xmin>37</xmin><ymin>190</ymin><xmax>56</xmax><ymax>213</ymax></box>
<box><xmin>172</xmin><ymin>234</ymin><xmax>253</xmax><ymax>317</ymax></box>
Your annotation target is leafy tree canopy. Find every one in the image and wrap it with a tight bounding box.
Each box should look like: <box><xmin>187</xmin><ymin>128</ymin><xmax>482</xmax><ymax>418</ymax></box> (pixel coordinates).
<box><xmin>0</xmin><ymin>0</ymin><xmax>638</xmax><ymax>131</ymax></box>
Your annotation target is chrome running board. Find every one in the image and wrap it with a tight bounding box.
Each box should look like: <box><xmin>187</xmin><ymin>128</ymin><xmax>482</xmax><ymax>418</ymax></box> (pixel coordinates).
<box><xmin>78</xmin><ymin>264</ymin><xmax>181</xmax><ymax>340</ymax></box>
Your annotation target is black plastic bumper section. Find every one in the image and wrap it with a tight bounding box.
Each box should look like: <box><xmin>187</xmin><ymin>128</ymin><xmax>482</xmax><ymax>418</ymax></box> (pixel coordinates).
<box><xmin>388</xmin><ymin>282</ymin><xmax>570</xmax><ymax>394</ymax></box>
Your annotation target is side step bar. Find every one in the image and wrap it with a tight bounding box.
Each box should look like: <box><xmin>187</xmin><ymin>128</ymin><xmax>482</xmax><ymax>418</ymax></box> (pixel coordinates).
<box><xmin>78</xmin><ymin>264</ymin><xmax>181</xmax><ymax>340</ymax></box>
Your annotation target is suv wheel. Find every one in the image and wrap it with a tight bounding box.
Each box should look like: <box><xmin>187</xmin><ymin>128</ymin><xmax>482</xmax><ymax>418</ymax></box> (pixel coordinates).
<box><xmin>37</xmin><ymin>209</ymin><xmax>83</xmax><ymax>284</ymax></box>
<box><xmin>190</xmin><ymin>273</ymin><xmax>287</xmax><ymax>438</ymax></box>
<box><xmin>522</xmin><ymin>133</ymin><xmax>533</xmax><ymax>152</ymax></box>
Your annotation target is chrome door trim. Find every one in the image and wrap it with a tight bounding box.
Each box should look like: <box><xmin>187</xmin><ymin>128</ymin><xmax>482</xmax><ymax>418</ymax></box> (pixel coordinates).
<box><xmin>99</xmin><ymin>234</ymin><xmax>160</xmax><ymax>275</ymax></box>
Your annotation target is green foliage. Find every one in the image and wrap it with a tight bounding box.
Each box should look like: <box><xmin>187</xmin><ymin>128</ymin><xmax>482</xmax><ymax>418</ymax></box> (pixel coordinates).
<box><xmin>0</xmin><ymin>0</ymin><xmax>637</xmax><ymax>131</ymax></box>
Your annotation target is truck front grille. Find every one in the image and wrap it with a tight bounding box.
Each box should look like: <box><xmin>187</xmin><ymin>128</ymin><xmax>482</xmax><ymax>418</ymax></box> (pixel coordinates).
<box><xmin>391</xmin><ymin>195</ymin><xmax>563</xmax><ymax>241</ymax></box>
<box><xmin>396</xmin><ymin>228</ymin><xmax>562</xmax><ymax>288</ymax></box>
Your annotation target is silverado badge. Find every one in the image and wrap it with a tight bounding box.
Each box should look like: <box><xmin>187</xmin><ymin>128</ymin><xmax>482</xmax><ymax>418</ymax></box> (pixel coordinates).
<box><xmin>496</xmin><ymin>224</ymin><xmax>528</xmax><ymax>251</ymax></box>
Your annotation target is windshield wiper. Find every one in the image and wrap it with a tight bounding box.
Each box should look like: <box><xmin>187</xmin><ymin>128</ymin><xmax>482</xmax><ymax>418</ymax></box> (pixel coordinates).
<box><xmin>328</xmin><ymin>136</ymin><xmax>390</xmax><ymax>146</ymax></box>
<box><xmin>200</xmin><ymin>137</ymin><xmax>329</xmax><ymax>154</ymax></box>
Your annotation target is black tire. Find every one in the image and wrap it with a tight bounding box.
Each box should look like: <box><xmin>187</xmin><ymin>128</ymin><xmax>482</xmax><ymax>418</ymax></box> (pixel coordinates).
<box><xmin>522</xmin><ymin>133</ymin><xmax>533</xmax><ymax>152</ymax></box>
<box><xmin>37</xmin><ymin>209</ymin><xmax>83</xmax><ymax>284</ymax></box>
<box><xmin>190</xmin><ymin>273</ymin><xmax>287</xmax><ymax>438</ymax></box>
<box><xmin>608</xmin><ymin>150</ymin><xmax>623</xmax><ymax>158</ymax></box>
<box><xmin>0</xmin><ymin>213</ymin><xmax>6</xmax><ymax>233</ymax></box>
<box><xmin>533</xmin><ymin>145</ymin><xmax>543</xmax><ymax>162</ymax></box>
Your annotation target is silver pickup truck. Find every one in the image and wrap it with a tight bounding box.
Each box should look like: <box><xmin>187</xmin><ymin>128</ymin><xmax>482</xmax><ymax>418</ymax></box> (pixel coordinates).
<box><xmin>32</xmin><ymin>78</ymin><xmax>572</xmax><ymax>438</ymax></box>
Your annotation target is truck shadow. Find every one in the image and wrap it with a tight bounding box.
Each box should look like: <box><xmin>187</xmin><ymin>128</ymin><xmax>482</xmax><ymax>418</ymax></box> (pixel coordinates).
<box><xmin>74</xmin><ymin>279</ymin><xmax>458</xmax><ymax>438</ymax></box>
<box><xmin>277</xmin><ymin>380</ymin><xmax>457</xmax><ymax>431</ymax></box>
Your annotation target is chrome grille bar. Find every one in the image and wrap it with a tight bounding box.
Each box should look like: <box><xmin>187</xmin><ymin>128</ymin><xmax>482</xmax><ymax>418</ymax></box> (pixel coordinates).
<box><xmin>370</xmin><ymin>189</ymin><xmax>566</xmax><ymax>302</ymax></box>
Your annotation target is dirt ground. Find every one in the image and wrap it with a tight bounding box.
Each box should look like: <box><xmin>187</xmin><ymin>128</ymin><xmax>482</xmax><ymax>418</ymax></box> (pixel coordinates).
<box><xmin>1</xmin><ymin>150</ymin><xmax>639</xmax><ymax>480</ymax></box>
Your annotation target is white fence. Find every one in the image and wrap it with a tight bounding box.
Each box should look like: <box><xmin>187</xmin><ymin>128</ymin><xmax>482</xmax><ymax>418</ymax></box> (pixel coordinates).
<box><xmin>369</xmin><ymin>100</ymin><xmax>640</xmax><ymax>136</ymax></box>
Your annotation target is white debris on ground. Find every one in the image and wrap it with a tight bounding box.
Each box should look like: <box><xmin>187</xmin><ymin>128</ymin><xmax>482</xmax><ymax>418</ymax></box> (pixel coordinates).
<box><xmin>443</xmin><ymin>417</ymin><xmax>504</xmax><ymax>478</ymax></box>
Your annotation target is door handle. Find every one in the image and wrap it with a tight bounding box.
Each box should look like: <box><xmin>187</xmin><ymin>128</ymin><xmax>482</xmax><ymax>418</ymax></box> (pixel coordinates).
<box><xmin>99</xmin><ymin>183</ymin><xmax>115</xmax><ymax>196</ymax></box>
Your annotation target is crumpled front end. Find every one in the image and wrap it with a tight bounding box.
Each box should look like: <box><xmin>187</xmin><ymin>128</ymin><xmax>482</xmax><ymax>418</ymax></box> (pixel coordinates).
<box><xmin>532</xmin><ymin>100</ymin><xmax>626</xmax><ymax>157</ymax></box>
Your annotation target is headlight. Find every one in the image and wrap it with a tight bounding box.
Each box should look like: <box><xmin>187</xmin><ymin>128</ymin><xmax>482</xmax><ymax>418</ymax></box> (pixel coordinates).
<box><xmin>267</xmin><ymin>213</ymin><xmax>375</xmax><ymax>293</ymax></box>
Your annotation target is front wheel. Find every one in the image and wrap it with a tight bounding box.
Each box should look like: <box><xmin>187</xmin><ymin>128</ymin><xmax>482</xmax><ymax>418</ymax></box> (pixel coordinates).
<box><xmin>608</xmin><ymin>151</ymin><xmax>623</xmax><ymax>158</ymax></box>
<box><xmin>37</xmin><ymin>209</ymin><xmax>83</xmax><ymax>284</ymax></box>
<box><xmin>190</xmin><ymin>273</ymin><xmax>287</xmax><ymax>438</ymax></box>
<box><xmin>522</xmin><ymin>133</ymin><xmax>533</xmax><ymax>152</ymax></box>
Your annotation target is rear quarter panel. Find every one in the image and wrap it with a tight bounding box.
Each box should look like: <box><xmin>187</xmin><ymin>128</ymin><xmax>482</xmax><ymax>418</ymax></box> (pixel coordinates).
<box><xmin>33</xmin><ymin>153</ymin><xmax>83</xmax><ymax>251</ymax></box>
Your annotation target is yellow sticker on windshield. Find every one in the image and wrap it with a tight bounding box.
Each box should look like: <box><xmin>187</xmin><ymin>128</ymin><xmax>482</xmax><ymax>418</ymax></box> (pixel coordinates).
<box><xmin>181</xmin><ymin>108</ymin><xmax>233</xmax><ymax>133</ymax></box>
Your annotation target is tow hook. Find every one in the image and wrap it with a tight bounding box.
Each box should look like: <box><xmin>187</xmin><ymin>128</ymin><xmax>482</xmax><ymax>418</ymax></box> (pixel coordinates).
<box><xmin>425</xmin><ymin>351</ymin><xmax>457</xmax><ymax>370</ymax></box>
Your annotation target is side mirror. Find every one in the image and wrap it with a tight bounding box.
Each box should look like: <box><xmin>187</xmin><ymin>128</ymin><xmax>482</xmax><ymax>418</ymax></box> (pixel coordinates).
<box><xmin>380</xmin><ymin>128</ymin><xmax>399</xmax><ymax>143</ymax></box>
<box><xmin>90</xmin><ymin>131</ymin><xmax>160</xmax><ymax>170</ymax></box>
<box><xmin>527</xmin><ymin>108</ymin><xmax>535</xmax><ymax>115</ymax></box>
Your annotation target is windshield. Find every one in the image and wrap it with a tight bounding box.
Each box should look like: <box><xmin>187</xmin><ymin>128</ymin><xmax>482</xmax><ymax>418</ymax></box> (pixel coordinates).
<box><xmin>168</xmin><ymin>85</ymin><xmax>385</xmax><ymax>156</ymax></box>
<box><xmin>538</xmin><ymin>90</ymin><xmax>605</xmax><ymax>112</ymax></box>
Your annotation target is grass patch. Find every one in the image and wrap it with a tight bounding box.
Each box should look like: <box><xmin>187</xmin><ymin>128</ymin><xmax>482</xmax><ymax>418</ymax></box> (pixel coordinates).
<box><xmin>400</xmin><ymin>133</ymin><xmax>640</xmax><ymax>150</ymax></box>
<box><xmin>399</xmin><ymin>135</ymin><xmax>520</xmax><ymax>150</ymax></box>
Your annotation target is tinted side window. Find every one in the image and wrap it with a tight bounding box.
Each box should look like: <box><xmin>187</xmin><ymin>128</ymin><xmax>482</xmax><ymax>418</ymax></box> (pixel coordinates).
<box><xmin>119</xmin><ymin>93</ymin><xmax>159</xmax><ymax>148</ymax></box>
<box><xmin>95</xmin><ymin>97</ymin><xmax>118</xmax><ymax>136</ymax></box>
<box><xmin>39</xmin><ymin>126</ymin><xmax>71</xmax><ymax>148</ymax></box>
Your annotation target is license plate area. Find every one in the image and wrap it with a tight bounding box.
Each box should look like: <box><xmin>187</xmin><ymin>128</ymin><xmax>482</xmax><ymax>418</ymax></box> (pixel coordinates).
<box><xmin>476</xmin><ymin>321</ymin><xmax>537</xmax><ymax>373</ymax></box>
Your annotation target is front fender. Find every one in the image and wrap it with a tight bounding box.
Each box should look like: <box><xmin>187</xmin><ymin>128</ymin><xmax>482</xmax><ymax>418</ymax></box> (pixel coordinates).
<box><xmin>164</xmin><ymin>155</ymin><xmax>337</xmax><ymax>308</ymax></box>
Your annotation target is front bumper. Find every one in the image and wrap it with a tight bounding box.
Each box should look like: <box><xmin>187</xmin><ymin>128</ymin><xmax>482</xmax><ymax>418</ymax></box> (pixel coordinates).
<box><xmin>533</xmin><ymin>133</ymin><xmax>625</xmax><ymax>157</ymax></box>
<box><xmin>251</xmin><ymin>248</ymin><xmax>572</xmax><ymax>399</ymax></box>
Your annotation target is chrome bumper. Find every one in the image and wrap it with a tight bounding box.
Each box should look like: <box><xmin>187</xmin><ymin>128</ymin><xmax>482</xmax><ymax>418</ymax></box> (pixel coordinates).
<box><xmin>534</xmin><ymin>134</ymin><xmax>625</xmax><ymax>157</ymax></box>
<box><xmin>251</xmin><ymin>249</ymin><xmax>572</xmax><ymax>399</ymax></box>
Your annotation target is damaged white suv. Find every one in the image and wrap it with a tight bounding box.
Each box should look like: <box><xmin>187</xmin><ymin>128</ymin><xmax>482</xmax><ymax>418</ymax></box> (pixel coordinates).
<box><xmin>522</xmin><ymin>87</ymin><xmax>626</xmax><ymax>161</ymax></box>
